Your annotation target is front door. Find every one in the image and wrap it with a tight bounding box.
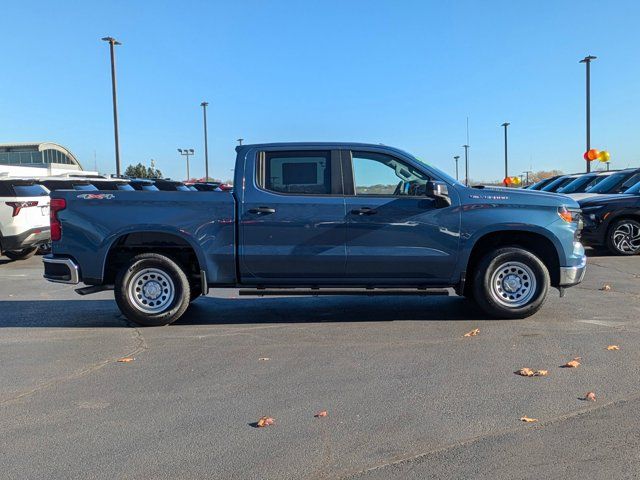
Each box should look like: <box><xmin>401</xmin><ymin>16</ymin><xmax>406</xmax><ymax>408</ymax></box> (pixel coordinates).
<box><xmin>343</xmin><ymin>150</ymin><xmax>460</xmax><ymax>283</ymax></box>
<box><xmin>239</xmin><ymin>149</ymin><xmax>347</xmax><ymax>283</ymax></box>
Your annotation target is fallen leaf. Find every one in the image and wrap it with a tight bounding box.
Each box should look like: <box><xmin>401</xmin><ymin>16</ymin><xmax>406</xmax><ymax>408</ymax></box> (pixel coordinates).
<box><xmin>600</xmin><ymin>284</ymin><xmax>612</xmax><ymax>291</ymax></box>
<box><xmin>561</xmin><ymin>357</ymin><xmax>581</xmax><ymax>368</ymax></box>
<box><xmin>258</xmin><ymin>357</ymin><xmax>270</xmax><ymax>361</ymax></box>
<box><xmin>515</xmin><ymin>368</ymin><xmax>548</xmax><ymax>377</ymax></box>
<box><xmin>256</xmin><ymin>416</ymin><xmax>275</xmax><ymax>427</ymax></box>
<box><xmin>314</xmin><ymin>410</ymin><xmax>328</xmax><ymax>418</ymax></box>
<box><xmin>463</xmin><ymin>328</ymin><xmax>480</xmax><ymax>337</ymax></box>
<box><xmin>584</xmin><ymin>391</ymin><xmax>597</xmax><ymax>402</ymax></box>
<box><xmin>606</xmin><ymin>345</ymin><xmax>620</xmax><ymax>351</ymax></box>
<box><xmin>520</xmin><ymin>416</ymin><xmax>538</xmax><ymax>423</ymax></box>
<box><xmin>117</xmin><ymin>357</ymin><xmax>134</xmax><ymax>363</ymax></box>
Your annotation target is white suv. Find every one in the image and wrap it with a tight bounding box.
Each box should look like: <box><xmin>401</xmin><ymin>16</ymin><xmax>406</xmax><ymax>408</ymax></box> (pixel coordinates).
<box><xmin>0</xmin><ymin>178</ymin><xmax>50</xmax><ymax>260</ymax></box>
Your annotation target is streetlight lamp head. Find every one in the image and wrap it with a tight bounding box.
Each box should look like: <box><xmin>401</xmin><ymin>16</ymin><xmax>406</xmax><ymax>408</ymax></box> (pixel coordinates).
<box><xmin>580</xmin><ymin>55</ymin><xmax>597</xmax><ymax>63</ymax></box>
<box><xmin>177</xmin><ymin>148</ymin><xmax>183</xmax><ymax>153</ymax></box>
<box><xmin>101</xmin><ymin>36</ymin><xmax>121</xmax><ymax>45</ymax></box>
<box><xmin>189</xmin><ymin>149</ymin><xmax>194</xmax><ymax>154</ymax></box>
<box><xmin>454</xmin><ymin>155</ymin><xmax>460</xmax><ymax>160</ymax></box>
<box><xmin>501</xmin><ymin>122</ymin><xmax>510</xmax><ymax>127</ymax></box>
<box><xmin>201</xmin><ymin>101</ymin><xmax>209</xmax><ymax>107</ymax></box>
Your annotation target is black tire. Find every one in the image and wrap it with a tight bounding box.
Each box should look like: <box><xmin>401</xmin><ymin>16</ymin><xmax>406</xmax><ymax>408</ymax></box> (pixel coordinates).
<box><xmin>4</xmin><ymin>247</ymin><xmax>38</xmax><ymax>261</ymax></box>
<box><xmin>114</xmin><ymin>253</ymin><xmax>191</xmax><ymax>326</ymax></box>
<box><xmin>606</xmin><ymin>219</ymin><xmax>640</xmax><ymax>256</ymax></box>
<box><xmin>472</xmin><ymin>247</ymin><xmax>550</xmax><ymax>319</ymax></box>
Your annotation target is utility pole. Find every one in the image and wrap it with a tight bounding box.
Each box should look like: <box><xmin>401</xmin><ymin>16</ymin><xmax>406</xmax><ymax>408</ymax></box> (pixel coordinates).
<box><xmin>178</xmin><ymin>148</ymin><xmax>194</xmax><ymax>181</ymax></box>
<box><xmin>200</xmin><ymin>102</ymin><xmax>210</xmax><ymax>180</ymax></box>
<box><xmin>462</xmin><ymin>145</ymin><xmax>470</xmax><ymax>186</ymax></box>
<box><xmin>453</xmin><ymin>155</ymin><xmax>460</xmax><ymax>180</ymax></box>
<box><xmin>501</xmin><ymin>122</ymin><xmax>510</xmax><ymax>181</ymax></box>
<box><xmin>101</xmin><ymin>36</ymin><xmax>122</xmax><ymax>176</ymax></box>
<box><xmin>580</xmin><ymin>55</ymin><xmax>597</xmax><ymax>173</ymax></box>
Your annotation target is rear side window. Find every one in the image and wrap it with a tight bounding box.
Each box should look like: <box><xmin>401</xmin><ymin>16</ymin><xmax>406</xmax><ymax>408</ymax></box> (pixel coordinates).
<box><xmin>258</xmin><ymin>151</ymin><xmax>331</xmax><ymax>195</ymax></box>
<box><xmin>117</xmin><ymin>184</ymin><xmax>135</xmax><ymax>191</ymax></box>
<box><xmin>13</xmin><ymin>184</ymin><xmax>48</xmax><ymax>197</ymax></box>
<box><xmin>74</xmin><ymin>184</ymin><xmax>99</xmax><ymax>191</ymax></box>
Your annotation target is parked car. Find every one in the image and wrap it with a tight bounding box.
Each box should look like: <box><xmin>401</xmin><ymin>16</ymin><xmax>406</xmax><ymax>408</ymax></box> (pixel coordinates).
<box><xmin>43</xmin><ymin>142</ymin><xmax>586</xmax><ymax>326</ymax></box>
<box><xmin>556</xmin><ymin>170</ymin><xmax>618</xmax><ymax>194</ymax></box>
<box><xmin>129</xmin><ymin>179</ymin><xmax>160</xmax><ymax>191</ymax></box>
<box><xmin>541</xmin><ymin>174</ymin><xmax>583</xmax><ymax>192</ymax></box>
<box><xmin>580</xmin><ymin>189</ymin><xmax>640</xmax><ymax>255</ymax></box>
<box><xmin>89</xmin><ymin>180</ymin><xmax>135</xmax><ymax>191</ymax></box>
<box><xmin>153</xmin><ymin>179</ymin><xmax>193</xmax><ymax>191</ymax></box>
<box><xmin>188</xmin><ymin>182</ymin><xmax>222</xmax><ymax>192</ymax></box>
<box><xmin>39</xmin><ymin>178</ymin><xmax>99</xmax><ymax>192</ymax></box>
<box><xmin>569</xmin><ymin>168</ymin><xmax>640</xmax><ymax>201</ymax></box>
<box><xmin>527</xmin><ymin>176</ymin><xmax>562</xmax><ymax>191</ymax></box>
<box><xmin>0</xmin><ymin>178</ymin><xmax>50</xmax><ymax>260</ymax></box>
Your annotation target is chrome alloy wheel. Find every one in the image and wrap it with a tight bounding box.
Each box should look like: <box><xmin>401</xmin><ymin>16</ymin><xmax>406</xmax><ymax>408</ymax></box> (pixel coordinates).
<box><xmin>489</xmin><ymin>261</ymin><xmax>537</xmax><ymax>308</ymax></box>
<box><xmin>612</xmin><ymin>222</ymin><xmax>640</xmax><ymax>254</ymax></box>
<box><xmin>127</xmin><ymin>268</ymin><xmax>175</xmax><ymax>314</ymax></box>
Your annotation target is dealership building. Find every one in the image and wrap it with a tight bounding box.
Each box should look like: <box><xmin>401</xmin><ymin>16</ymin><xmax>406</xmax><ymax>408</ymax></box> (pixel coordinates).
<box><xmin>0</xmin><ymin>142</ymin><xmax>95</xmax><ymax>177</ymax></box>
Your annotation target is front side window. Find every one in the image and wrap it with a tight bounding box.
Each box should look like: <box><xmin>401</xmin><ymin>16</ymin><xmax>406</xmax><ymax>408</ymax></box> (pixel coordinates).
<box><xmin>351</xmin><ymin>151</ymin><xmax>429</xmax><ymax>196</ymax></box>
<box><xmin>260</xmin><ymin>151</ymin><xmax>331</xmax><ymax>195</ymax></box>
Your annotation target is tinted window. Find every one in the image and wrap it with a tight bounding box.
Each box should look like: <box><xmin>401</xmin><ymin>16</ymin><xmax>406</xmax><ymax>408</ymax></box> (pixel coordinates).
<box><xmin>141</xmin><ymin>184</ymin><xmax>159</xmax><ymax>191</ymax></box>
<box><xmin>116</xmin><ymin>184</ymin><xmax>135</xmax><ymax>191</ymax></box>
<box><xmin>176</xmin><ymin>185</ymin><xmax>191</xmax><ymax>192</ymax></box>
<box><xmin>620</xmin><ymin>173</ymin><xmax>640</xmax><ymax>191</ymax></box>
<box><xmin>260</xmin><ymin>151</ymin><xmax>331</xmax><ymax>195</ymax></box>
<box><xmin>588</xmin><ymin>172</ymin><xmax>632</xmax><ymax>193</ymax></box>
<box><xmin>74</xmin><ymin>184</ymin><xmax>99</xmax><ymax>191</ymax></box>
<box><xmin>352</xmin><ymin>151</ymin><xmax>429</xmax><ymax>196</ymax></box>
<box><xmin>13</xmin><ymin>184</ymin><xmax>48</xmax><ymax>196</ymax></box>
<box><xmin>557</xmin><ymin>174</ymin><xmax>598</xmax><ymax>193</ymax></box>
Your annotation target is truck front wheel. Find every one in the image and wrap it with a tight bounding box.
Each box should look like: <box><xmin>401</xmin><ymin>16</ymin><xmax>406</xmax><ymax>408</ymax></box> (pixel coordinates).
<box><xmin>472</xmin><ymin>247</ymin><xmax>550</xmax><ymax>319</ymax></box>
<box><xmin>115</xmin><ymin>253</ymin><xmax>191</xmax><ymax>326</ymax></box>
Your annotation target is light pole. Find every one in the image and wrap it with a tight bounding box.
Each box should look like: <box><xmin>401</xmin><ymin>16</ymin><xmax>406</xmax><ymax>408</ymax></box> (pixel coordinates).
<box><xmin>580</xmin><ymin>55</ymin><xmax>597</xmax><ymax>173</ymax></box>
<box><xmin>524</xmin><ymin>170</ymin><xmax>533</xmax><ymax>186</ymax></box>
<box><xmin>237</xmin><ymin>138</ymin><xmax>244</xmax><ymax>146</ymax></box>
<box><xmin>178</xmin><ymin>148</ymin><xmax>194</xmax><ymax>180</ymax></box>
<box><xmin>200</xmin><ymin>102</ymin><xmax>210</xmax><ymax>181</ymax></box>
<box><xmin>453</xmin><ymin>155</ymin><xmax>460</xmax><ymax>180</ymax></box>
<box><xmin>501</xmin><ymin>122</ymin><xmax>510</xmax><ymax>182</ymax></box>
<box><xmin>462</xmin><ymin>145</ymin><xmax>470</xmax><ymax>186</ymax></box>
<box><xmin>101</xmin><ymin>36</ymin><xmax>122</xmax><ymax>176</ymax></box>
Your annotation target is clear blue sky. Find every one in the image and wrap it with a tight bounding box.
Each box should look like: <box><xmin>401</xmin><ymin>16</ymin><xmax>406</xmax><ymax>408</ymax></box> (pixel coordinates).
<box><xmin>2</xmin><ymin>0</ymin><xmax>639</xmax><ymax>182</ymax></box>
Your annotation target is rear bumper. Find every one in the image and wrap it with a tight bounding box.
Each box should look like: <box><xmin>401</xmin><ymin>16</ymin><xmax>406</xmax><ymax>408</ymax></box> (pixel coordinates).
<box><xmin>1</xmin><ymin>227</ymin><xmax>50</xmax><ymax>252</ymax></box>
<box><xmin>559</xmin><ymin>255</ymin><xmax>587</xmax><ymax>287</ymax></box>
<box><xmin>43</xmin><ymin>255</ymin><xmax>80</xmax><ymax>284</ymax></box>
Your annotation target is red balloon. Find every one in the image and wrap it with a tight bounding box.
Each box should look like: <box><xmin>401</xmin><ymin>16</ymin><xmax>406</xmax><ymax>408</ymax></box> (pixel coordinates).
<box><xmin>503</xmin><ymin>177</ymin><xmax>512</xmax><ymax>186</ymax></box>
<box><xmin>583</xmin><ymin>151</ymin><xmax>590</xmax><ymax>161</ymax></box>
<box><xmin>587</xmin><ymin>149</ymin><xmax>600</xmax><ymax>161</ymax></box>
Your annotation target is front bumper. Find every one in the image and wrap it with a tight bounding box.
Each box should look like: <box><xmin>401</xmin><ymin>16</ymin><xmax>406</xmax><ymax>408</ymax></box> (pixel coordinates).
<box><xmin>559</xmin><ymin>255</ymin><xmax>587</xmax><ymax>287</ymax></box>
<box><xmin>43</xmin><ymin>255</ymin><xmax>80</xmax><ymax>284</ymax></box>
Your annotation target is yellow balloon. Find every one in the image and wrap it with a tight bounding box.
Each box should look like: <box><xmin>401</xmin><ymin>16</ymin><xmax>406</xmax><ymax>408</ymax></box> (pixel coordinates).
<box><xmin>512</xmin><ymin>176</ymin><xmax>521</xmax><ymax>185</ymax></box>
<box><xmin>599</xmin><ymin>150</ymin><xmax>611</xmax><ymax>162</ymax></box>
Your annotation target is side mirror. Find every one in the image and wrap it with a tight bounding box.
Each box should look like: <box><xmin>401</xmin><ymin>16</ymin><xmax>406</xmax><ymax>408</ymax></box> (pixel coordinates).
<box><xmin>426</xmin><ymin>181</ymin><xmax>451</xmax><ymax>206</ymax></box>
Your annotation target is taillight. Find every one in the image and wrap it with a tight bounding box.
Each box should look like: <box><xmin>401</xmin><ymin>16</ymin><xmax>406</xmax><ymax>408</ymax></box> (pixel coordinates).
<box><xmin>50</xmin><ymin>198</ymin><xmax>66</xmax><ymax>241</ymax></box>
<box><xmin>5</xmin><ymin>201</ymin><xmax>38</xmax><ymax>217</ymax></box>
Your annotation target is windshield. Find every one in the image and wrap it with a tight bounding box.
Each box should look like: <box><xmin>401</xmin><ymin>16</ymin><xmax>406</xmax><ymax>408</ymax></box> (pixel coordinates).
<box><xmin>624</xmin><ymin>180</ymin><xmax>640</xmax><ymax>194</ymax></box>
<box><xmin>558</xmin><ymin>174</ymin><xmax>599</xmax><ymax>193</ymax></box>
<box><xmin>12</xmin><ymin>184</ymin><xmax>49</xmax><ymax>197</ymax></box>
<box><xmin>588</xmin><ymin>171</ymin><xmax>639</xmax><ymax>194</ymax></box>
<box><xmin>412</xmin><ymin>157</ymin><xmax>463</xmax><ymax>187</ymax></box>
<box><xmin>542</xmin><ymin>176</ymin><xmax>575</xmax><ymax>192</ymax></box>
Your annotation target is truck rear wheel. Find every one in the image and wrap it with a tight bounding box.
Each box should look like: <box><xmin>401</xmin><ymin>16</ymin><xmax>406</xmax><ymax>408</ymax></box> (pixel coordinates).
<box><xmin>472</xmin><ymin>247</ymin><xmax>550</xmax><ymax>319</ymax></box>
<box><xmin>115</xmin><ymin>253</ymin><xmax>191</xmax><ymax>326</ymax></box>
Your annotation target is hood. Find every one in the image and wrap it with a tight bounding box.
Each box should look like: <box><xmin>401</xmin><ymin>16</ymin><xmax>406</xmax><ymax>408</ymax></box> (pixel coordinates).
<box><xmin>464</xmin><ymin>186</ymin><xmax>579</xmax><ymax>208</ymax></box>
<box><xmin>567</xmin><ymin>192</ymin><xmax>600</xmax><ymax>202</ymax></box>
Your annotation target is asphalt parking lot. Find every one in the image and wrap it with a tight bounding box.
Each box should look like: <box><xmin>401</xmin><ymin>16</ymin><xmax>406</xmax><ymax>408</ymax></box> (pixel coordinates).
<box><xmin>2</xmin><ymin>252</ymin><xmax>640</xmax><ymax>480</ymax></box>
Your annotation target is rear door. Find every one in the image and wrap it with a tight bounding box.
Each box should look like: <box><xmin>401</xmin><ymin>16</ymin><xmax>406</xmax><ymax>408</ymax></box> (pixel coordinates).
<box><xmin>342</xmin><ymin>149</ymin><xmax>460</xmax><ymax>283</ymax></box>
<box><xmin>239</xmin><ymin>149</ymin><xmax>347</xmax><ymax>283</ymax></box>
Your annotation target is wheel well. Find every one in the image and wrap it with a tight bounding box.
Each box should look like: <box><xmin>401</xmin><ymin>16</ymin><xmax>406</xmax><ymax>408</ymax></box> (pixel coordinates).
<box><xmin>463</xmin><ymin>231</ymin><xmax>560</xmax><ymax>294</ymax></box>
<box><xmin>606</xmin><ymin>214</ymin><xmax>640</xmax><ymax>234</ymax></box>
<box><xmin>103</xmin><ymin>232</ymin><xmax>201</xmax><ymax>285</ymax></box>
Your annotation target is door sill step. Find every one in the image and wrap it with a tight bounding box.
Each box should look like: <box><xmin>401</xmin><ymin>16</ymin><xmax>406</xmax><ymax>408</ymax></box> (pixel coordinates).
<box><xmin>238</xmin><ymin>288</ymin><xmax>451</xmax><ymax>297</ymax></box>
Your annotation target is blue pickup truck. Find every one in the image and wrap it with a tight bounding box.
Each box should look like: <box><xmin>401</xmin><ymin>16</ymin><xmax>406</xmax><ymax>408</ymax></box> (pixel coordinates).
<box><xmin>43</xmin><ymin>143</ymin><xmax>586</xmax><ymax>326</ymax></box>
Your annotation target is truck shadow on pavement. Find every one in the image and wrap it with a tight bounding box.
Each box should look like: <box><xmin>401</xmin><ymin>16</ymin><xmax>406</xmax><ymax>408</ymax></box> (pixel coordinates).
<box><xmin>0</xmin><ymin>295</ymin><xmax>491</xmax><ymax>328</ymax></box>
